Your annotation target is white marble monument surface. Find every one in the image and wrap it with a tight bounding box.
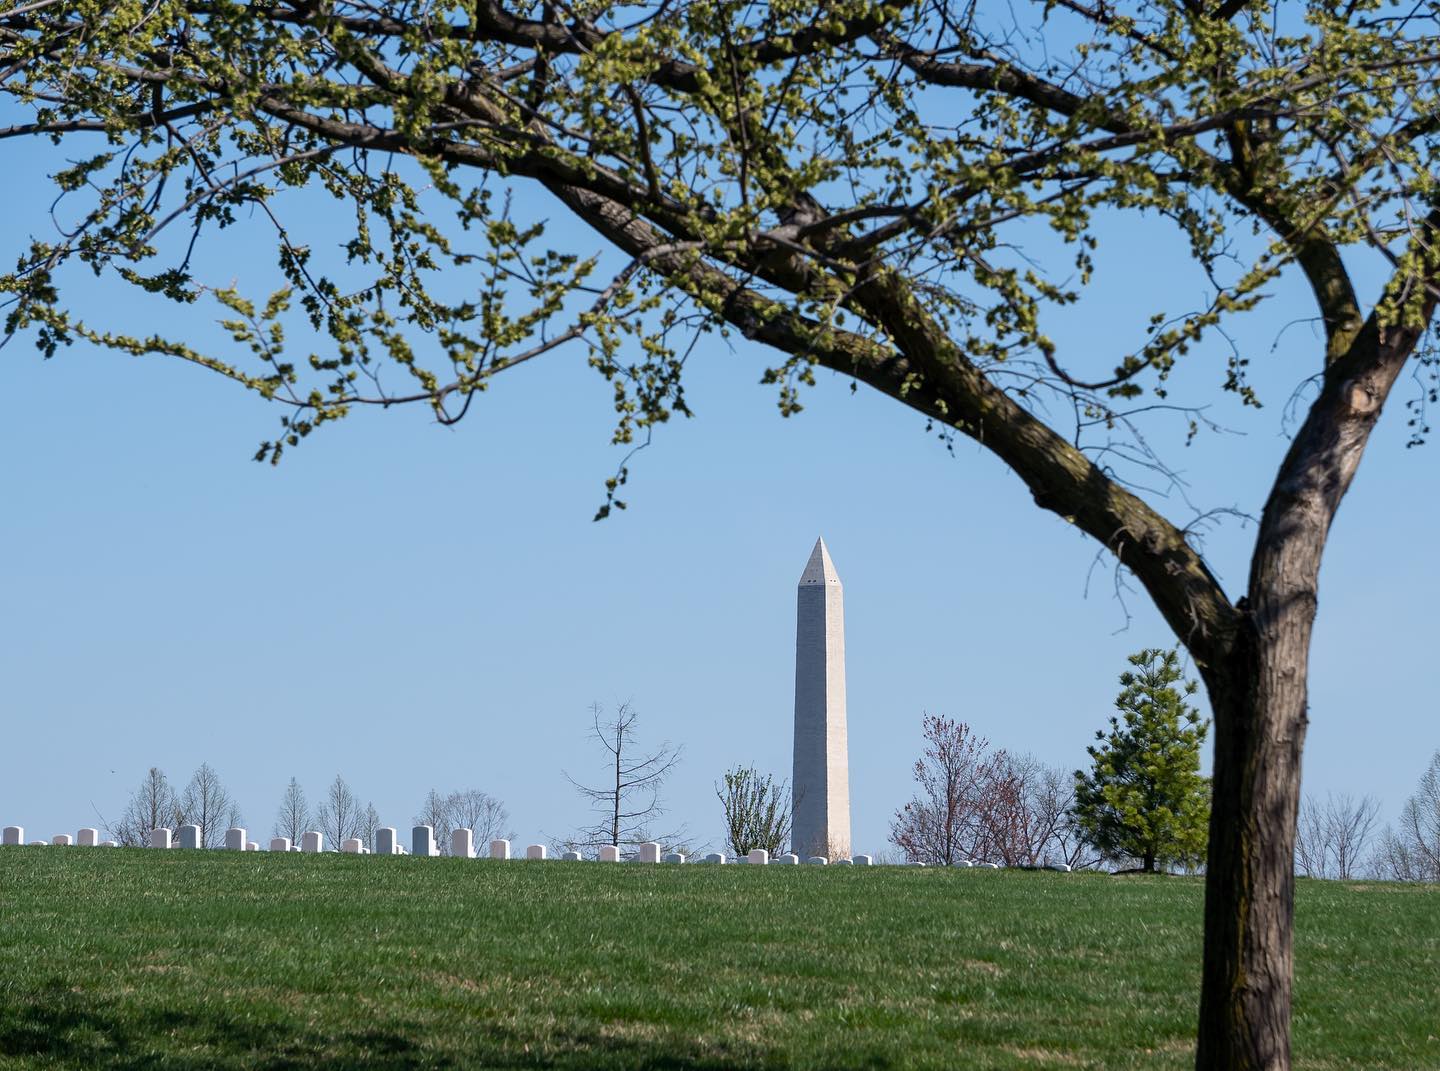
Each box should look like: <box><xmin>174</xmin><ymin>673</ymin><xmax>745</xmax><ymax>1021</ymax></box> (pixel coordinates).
<box><xmin>177</xmin><ymin>825</ymin><xmax>200</xmax><ymax>849</ymax></box>
<box><xmin>638</xmin><ymin>842</ymin><xmax>661</xmax><ymax>864</ymax></box>
<box><xmin>150</xmin><ymin>827</ymin><xmax>172</xmax><ymax>849</ymax></box>
<box><xmin>526</xmin><ymin>844</ymin><xmax>547</xmax><ymax>860</ymax></box>
<box><xmin>270</xmin><ymin>837</ymin><xmax>291</xmax><ymax>853</ymax></box>
<box><xmin>489</xmin><ymin>838</ymin><xmax>511</xmax><ymax>860</ymax></box>
<box><xmin>77</xmin><ymin>828</ymin><xmax>99</xmax><ymax>847</ymax></box>
<box><xmin>301</xmin><ymin>831</ymin><xmax>323</xmax><ymax>853</ymax></box>
<box><xmin>792</xmin><ymin>537</ymin><xmax>852</xmax><ymax>860</ymax></box>
<box><xmin>598</xmin><ymin>844</ymin><xmax>620</xmax><ymax>862</ymax></box>
<box><xmin>452</xmin><ymin>828</ymin><xmax>475</xmax><ymax>859</ymax></box>
<box><xmin>374</xmin><ymin>828</ymin><xmax>398</xmax><ymax>855</ymax></box>
<box><xmin>412</xmin><ymin>826</ymin><xmax>436</xmax><ymax>857</ymax></box>
<box><xmin>2</xmin><ymin>826</ymin><xmax>22</xmax><ymax>846</ymax></box>
<box><xmin>52</xmin><ymin>834</ymin><xmax>73</xmax><ymax>846</ymax></box>
<box><xmin>747</xmin><ymin>849</ymin><xmax>769</xmax><ymax>865</ymax></box>
<box><xmin>225</xmin><ymin>827</ymin><xmax>247</xmax><ymax>852</ymax></box>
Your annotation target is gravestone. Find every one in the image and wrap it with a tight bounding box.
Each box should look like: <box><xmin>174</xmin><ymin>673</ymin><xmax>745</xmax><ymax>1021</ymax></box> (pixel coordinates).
<box><xmin>638</xmin><ymin>842</ymin><xmax>661</xmax><ymax>864</ymax></box>
<box><xmin>598</xmin><ymin>844</ymin><xmax>620</xmax><ymax>862</ymax></box>
<box><xmin>702</xmin><ymin>852</ymin><xmax>727</xmax><ymax>864</ymax></box>
<box><xmin>835</xmin><ymin>857</ymin><xmax>853</xmax><ymax>865</ymax></box>
<box><xmin>342</xmin><ymin>837</ymin><xmax>364</xmax><ymax>853</ymax></box>
<box><xmin>3</xmin><ymin>826</ymin><xmax>23</xmax><ymax>846</ymax></box>
<box><xmin>28</xmin><ymin>840</ymin><xmax>46</xmax><ymax>845</ymax></box>
<box><xmin>905</xmin><ymin>860</ymin><xmax>926</xmax><ymax>867</ymax></box>
<box><xmin>177</xmin><ymin>825</ymin><xmax>201</xmax><ymax>849</ymax></box>
<box><xmin>662</xmin><ymin>852</ymin><xmax>685</xmax><ymax>863</ymax></box>
<box><xmin>526</xmin><ymin>844</ymin><xmax>547</xmax><ymax>860</ymax></box>
<box><xmin>1045</xmin><ymin>863</ymin><xmax>1072</xmax><ymax>872</ymax></box>
<box><xmin>77</xmin><ymin>828</ymin><xmax>99</xmax><ymax>847</ymax></box>
<box><xmin>225</xmin><ymin>827</ymin><xmax>247</xmax><ymax>851</ymax></box>
<box><xmin>247</xmin><ymin>842</ymin><xmax>258</xmax><ymax>852</ymax></box>
<box><xmin>412</xmin><ymin>825</ymin><xmax>435</xmax><ymax>858</ymax></box>
<box><xmin>562</xmin><ymin>850</ymin><xmax>582</xmax><ymax>861</ymax></box>
<box><xmin>374</xmin><ymin>828</ymin><xmax>397</xmax><ymax>855</ymax></box>
<box><xmin>977</xmin><ymin>862</ymin><xmax>998</xmax><ymax>869</ymax></box>
<box><xmin>852</xmin><ymin>854</ymin><xmax>873</xmax><ymax>866</ymax></box>
<box><xmin>777</xmin><ymin>853</ymin><xmax>799</xmax><ymax>864</ymax></box>
<box><xmin>452</xmin><ymin>828</ymin><xmax>475</xmax><ymax>859</ymax></box>
<box><xmin>489</xmin><ymin>838</ymin><xmax>511</xmax><ymax>860</ymax></box>
<box><xmin>52</xmin><ymin>834</ymin><xmax>73</xmax><ymax>846</ymax></box>
<box><xmin>806</xmin><ymin>856</ymin><xmax>828</xmax><ymax>865</ymax></box>
<box><xmin>270</xmin><ymin>837</ymin><xmax>291</xmax><ymax>853</ymax></box>
<box><xmin>289</xmin><ymin>845</ymin><xmax>301</xmax><ymax>852</ymax></box>
<box><xmin>101</xmin><ymin>840</ymin><xmax>118</xmax><ymax>847</ymax></box>
<box><xmin>747</xmin><ymin>848</ymin><xmax>769</xmax><ymax>865</ymax></box>
<box><xmin>301</xmin><ymin>831</ymin><xmax>323</xmax><ymax>853</ymax></box>
<box><xmin>953</xmin><ymin>859</ymin><xmax>973</xmax><ymax>867</ymax></box>
<box><xmin>150</xmin><ymin>827</ymin><xmax>172</xmax><ymax>849</ymax></box>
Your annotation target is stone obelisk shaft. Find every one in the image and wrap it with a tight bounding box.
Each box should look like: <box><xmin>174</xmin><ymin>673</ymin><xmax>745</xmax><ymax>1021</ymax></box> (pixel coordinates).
<box><xmin>792</xmin><ymin>537</ymin><xmax>851</xmax><ymax>859</ymax></box>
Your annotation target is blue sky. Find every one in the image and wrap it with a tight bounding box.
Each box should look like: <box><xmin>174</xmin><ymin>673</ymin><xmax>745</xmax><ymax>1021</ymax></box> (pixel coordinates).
<box><xmin>2</xmin><ymin>137</ymin><xmax>1437</xmax><ymax>857</ymax></box>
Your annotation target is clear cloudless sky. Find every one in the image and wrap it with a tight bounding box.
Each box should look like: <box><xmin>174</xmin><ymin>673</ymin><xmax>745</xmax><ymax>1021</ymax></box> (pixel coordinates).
<box><xmin>1</xmin><ymin>131</ymin><xmax>1437</xmax><ymax>857</ymax></box>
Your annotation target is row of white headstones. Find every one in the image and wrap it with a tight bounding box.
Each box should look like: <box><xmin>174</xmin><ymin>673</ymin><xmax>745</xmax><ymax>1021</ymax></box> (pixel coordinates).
<box><xmin>1</xmin><ymin>823</ymin><xmax>946</xmax><ymax>865</ymax></box>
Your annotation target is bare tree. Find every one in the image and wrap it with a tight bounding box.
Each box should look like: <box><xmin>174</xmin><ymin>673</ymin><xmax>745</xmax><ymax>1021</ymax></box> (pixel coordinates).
<box><xmin>272</xmin><ymin>777</ymin><xmax>310</xmax><ymax>844</ymax></box>
<box><xmin>981</xmin><ymin>755</ymin><xmax>1094</xmax><ymax>868</ymax></box>
<box><xmin>890</xmin><ymin>714</ymin><xmax>1010</xmax><ymax>866</ymax></box>
<box><xmin>1295</xmin><ymin>793</ymin><xmax>1381</xmax><ymax>880</ymax></box>
<box><xmin>447</xmin><ymin>789</ymin><xmax>514</xmax><ymax>845</ymax></box>
<box><xmin>1373</xmin><ymin>752</ymin><xmax>1440</xmax><ymax>882</ymax></box>
<box><xmin>564</xmin><ymin>702</ymin><xmax>683</xmax><ymax>852</ymax></box>
<box><xmin>716</xmin><ymin>766</ymin><xmax>793</xmax><ymax>857</ymax></box>
<box><xmin>108</xmin><ymin>767</ymin><xmax>181</xmax><ymax>847</ymax></box>
<box><xmin>314</xmin><ymin>774</ymin><xmax>365</xmax><ymax>849</ymax></box>
<box><xmin>176</xmin><ymin>763</ymin><xmax>243</xmax><ymax>849</ymax></box>
<box><xmin>414</xmin><ymin>789</ymin><xmax>454</xmax><ymax>855</ymax></box>
<box><xmin>363</xmin><ymin>801</ymin><xmax>380</xmax><ymax>851</ymax></box>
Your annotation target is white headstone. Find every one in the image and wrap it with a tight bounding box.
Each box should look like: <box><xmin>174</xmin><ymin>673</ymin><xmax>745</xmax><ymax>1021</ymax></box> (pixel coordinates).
<box><xmin>342</xmin><ymin>837</ymin><xmax>364</xmax><ymax>854</ymax></box>
<box><xmin>954</xmin><ymin>859</ymin><xmax>973</xmax><ymax>867</ymax></box>
<box><xmin>852</xmin><ymin>854</ymin><xmax>873</xmax><ymax>866</ymax></box>
<box><xmin>836</xmin><ymin>857</ymin><xmax>854</xmax><ymax>865</ymax></box>
<box><xmin>1046</xmin><ymin>863</ymin><xmax>1072</xmax><ymax>872</ymax></box>
<box><xmin>149</xmin><ymin>827</ymin><xmax>172</xmax><ymax>849</ymax></box>
<box><xmin>28</xmin><ymin>840</ymin><xmax>46</xmax><ymax>846</ymax></box>
<box><xmin>289</xmin><ymin>845</ymin><xmax>301</xmax><ymax>852</ymax></box>
<box><xmin>747</xmin><ymin>848</ymin><xmax>769</xmax><ymax>865</ymax></box>
<box><xmin>777</xmin><ymin>853</ymin><xmax>799</xmax><ymax>865</ymax></box>
<box><xmin>806</xmin><ymin>856</ymin><xmax>828</xmax><ymax>865</ymax></box>
<box><xmin>905</xmin><ymin>860</ymin><xmax>926</xmax><ymax>867</ymax></box>
<box><xmin>270</xmin><ymin>837</ymin><xmax>291</xmax><ymax>853</ymax></box>
<box><xmin>562</xmin><ymin>850</ymin><xmax>583</xmax><ymax>862</ymax></box>
<box><xmin>638</xmin><ymin>841</ymin><xmax>661</xmax><ymax>864</ymax></box>
<box><xmin>2</xmin><ymin>826</ymin><xmax>22</xmax><ymax>846</ymax></box>
<box><xmin>489</xmin><ymin>838</ymin><xmax>511</xmax><ymax>860</ymax></box>
<box><xmin>451</xmin><ymin>828</ymin><xmax>475</xmax><ymax>859</ymax></box>
<box><xmin>52</xmin><ymin>834</ymin><xmax>73</xmax><ymax>846</ymax></box>
<box><xmin>978</xmin><ymin>862</ymin><xmax>999</xmax><ymax>869</ymax></box>
<box><xmin>301</xmin><ymin>831</ymin><xmax>323</xmax><ymax>853</ymax></box>
<box><xmin>526</xmin><ymin>844</ymin><xmax>547</xmax><ymax>860</ymax></box>
<box><xmin>224</xmin><ymin>827</ymin><xmax>247</xmax><ymax>852</ymax></box>
<box><xmin>77</xmin><ymin>828</ymin><xmax>99</xmax><ymax>847</ymax></box>
<box><xmin>702</xmin><ymin>852</ymin><xmax>727</xmax><ymax>864</ymax></box>
<box><xmin>412</xmin><ymin>826</ymin><xmax>435</xmax><ymax>858</ymax></box>
<box><xmin>372</xmin><ymin>828</ymin><xmax>395</xmax><ymax>855</ymax></box>
<box><xmin>177</xmin><ymin>825</ymin><xmax>201</xmax><ymax>849</ymax></box>
<box><xmin>662</xmin><ymin>852</ymin><xmax>686</xmax><ymax>863</ymax></box>
<box><xmin>101</xmin><ymin>840</ymin><xmax>118</xmax><ymax>848</ymax></box>
<box><xmin>598</xmin><ymin>844</ymin><xmax>620</xmax><ymax>862</ymax></box>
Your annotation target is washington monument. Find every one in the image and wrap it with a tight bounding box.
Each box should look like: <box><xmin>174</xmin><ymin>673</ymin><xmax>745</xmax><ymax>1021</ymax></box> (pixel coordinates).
<box><xmin>792</xmin><ymin>537</ymin><xmax>852</xmax><ymax>859</ymax></box>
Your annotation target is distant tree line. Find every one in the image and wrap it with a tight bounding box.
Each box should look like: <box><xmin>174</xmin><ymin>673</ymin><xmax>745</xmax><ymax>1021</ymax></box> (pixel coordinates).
<box><xmin>106</xmin><ymin>766</ymin><xmax>512</xmax><ymax>853</ymax></box>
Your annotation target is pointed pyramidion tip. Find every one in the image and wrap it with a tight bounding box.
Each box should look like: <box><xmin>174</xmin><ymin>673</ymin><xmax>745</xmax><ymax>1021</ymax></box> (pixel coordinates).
<box><xmin>799</xmin><ymin>537</ymin><xmax>841</xmax><ymax>586</ymax></box>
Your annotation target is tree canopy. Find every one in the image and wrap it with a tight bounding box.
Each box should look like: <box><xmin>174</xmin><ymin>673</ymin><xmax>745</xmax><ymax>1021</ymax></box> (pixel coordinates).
<box><xmin>4</xmin><ymin>1</ymin><xmax>1438</xmax><ymax>1066</ymax></box>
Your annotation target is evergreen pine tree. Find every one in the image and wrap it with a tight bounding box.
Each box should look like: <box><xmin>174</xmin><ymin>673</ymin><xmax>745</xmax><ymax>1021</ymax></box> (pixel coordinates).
<box><xmin>1074</xmin><ymin>649</ymin><xmax>1210</xmax><ymax>873</ymax></box>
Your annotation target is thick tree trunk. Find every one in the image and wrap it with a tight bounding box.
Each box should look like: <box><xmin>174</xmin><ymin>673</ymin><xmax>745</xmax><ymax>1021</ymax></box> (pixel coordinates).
<box><xmin>1196</xmin><ymin>619</ymin><xmax>1309</xmax><ymax>1071</ymax></box>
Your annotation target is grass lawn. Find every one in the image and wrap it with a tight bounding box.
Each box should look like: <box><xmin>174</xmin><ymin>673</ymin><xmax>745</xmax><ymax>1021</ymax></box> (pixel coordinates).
<box><xmin>0</xmin><ymin>848</ymin><xmax>1435</xmax><ymax>1069</ymax></box>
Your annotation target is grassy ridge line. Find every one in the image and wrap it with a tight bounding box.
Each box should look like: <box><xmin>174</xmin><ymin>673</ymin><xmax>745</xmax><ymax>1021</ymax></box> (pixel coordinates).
<box><xmin>0</xmin><ymin>848</ymin><xmax>1435</xmax><ymax>1070</ymax></box>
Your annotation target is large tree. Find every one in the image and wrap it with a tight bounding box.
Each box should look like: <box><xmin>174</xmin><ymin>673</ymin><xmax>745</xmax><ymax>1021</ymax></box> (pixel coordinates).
<box><xmin>2</xmin><ymin>1</ymin><xmax>1436</xmax><ymax>1065</ymax></box>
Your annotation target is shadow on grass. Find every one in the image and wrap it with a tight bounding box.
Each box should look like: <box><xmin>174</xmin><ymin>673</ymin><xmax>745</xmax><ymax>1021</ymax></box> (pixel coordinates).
<box><xmin>0</xmin><ymin>984</ymin><xmax>876</xmax><ymax>1070</ymax></box>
